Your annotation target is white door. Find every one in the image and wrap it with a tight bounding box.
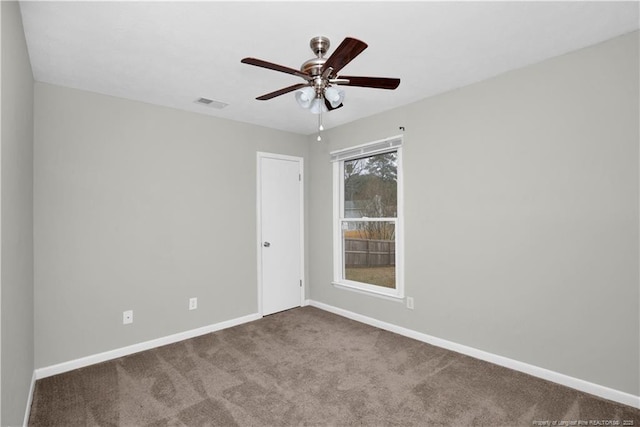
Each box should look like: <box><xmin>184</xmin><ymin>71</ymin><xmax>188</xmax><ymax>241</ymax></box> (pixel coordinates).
<box><xmin>258</xmin><ymin>153</ymin><xmax>303</xmax><ymax>316</ymax></box>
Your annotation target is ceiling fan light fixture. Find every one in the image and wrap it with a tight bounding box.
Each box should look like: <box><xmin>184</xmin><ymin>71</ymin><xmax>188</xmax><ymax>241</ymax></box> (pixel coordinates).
<box><xmin>324</xmin><ymin>87</ymin><xmax>345</xmax><ymax>108</ymax></box>
<box><xmin>309</xmin><ymin>97</ymin><xmax>328</xmax><ymax>114</ymax></box>
<box><xmin>295</xmin><ymin>86</ymin><xmax>315</xmax><ymax>109</ymax></box>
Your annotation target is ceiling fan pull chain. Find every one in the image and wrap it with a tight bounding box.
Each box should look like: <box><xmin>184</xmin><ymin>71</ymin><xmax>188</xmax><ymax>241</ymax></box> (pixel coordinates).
<box><xmin>317</xmin><ymin>112</ymin><xmax>323</xmax><ymax>141</ymax></box>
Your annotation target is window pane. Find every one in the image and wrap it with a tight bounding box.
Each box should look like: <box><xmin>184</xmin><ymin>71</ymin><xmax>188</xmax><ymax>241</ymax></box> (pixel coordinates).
<box><xmin>344</xmin><ymin>151</ymin><xmax>397</xmax><ymax>218</ymax></box>
<box><xmin>343</xmin><ymin>221</ymin><xmax>396</xmax><ymax>289</ymax></box>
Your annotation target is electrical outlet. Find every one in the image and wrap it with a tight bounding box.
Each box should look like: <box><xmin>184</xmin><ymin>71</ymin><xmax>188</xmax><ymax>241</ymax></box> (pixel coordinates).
<box><xmin>189</xmin><ymin>297</ymin><xmax>198</xmax><ymax>310</ymax></box>
<box><xmin>406</xmin><ymin>297</ymin><xmax>414</xmax><ymax>310</ymax></box>
<box><xmin>123</xmin><ymin>310</ymin><xmax>133</xmax><ymax>325</ymax></box>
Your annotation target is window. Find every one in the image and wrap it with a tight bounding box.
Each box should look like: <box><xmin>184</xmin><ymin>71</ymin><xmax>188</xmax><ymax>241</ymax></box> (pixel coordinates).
<box><xmin>332</xmin><ymin>136</ymin><xmax>403</xmax><ymax>299</ymax></box>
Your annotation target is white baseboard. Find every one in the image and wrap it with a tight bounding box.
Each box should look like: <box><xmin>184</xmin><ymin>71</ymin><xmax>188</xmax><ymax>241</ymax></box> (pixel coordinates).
<box><xmin>35</xmin><ymin>312</ymin><xmax>261</xmax><ymax>380</ymax></box>
<box><xmin>308</xmin><ymin>299</ymin><xmax>640</xmax><ymax>409</ymax></box>
<box><xmin>22</xmin><ymin>370</ymin><xmax>36</xmax><ymax>427</ymax></box>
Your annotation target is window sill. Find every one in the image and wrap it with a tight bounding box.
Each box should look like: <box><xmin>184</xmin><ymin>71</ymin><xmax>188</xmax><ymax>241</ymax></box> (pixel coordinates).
<box><xmin>331</xmin><ymin>281</ymin><xmax>405</xmax><ymax>302</ymax></box>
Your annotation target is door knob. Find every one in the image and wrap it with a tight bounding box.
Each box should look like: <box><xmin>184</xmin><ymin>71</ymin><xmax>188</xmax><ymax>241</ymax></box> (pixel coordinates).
<box><xmin>263</xmin><ymin>241</ymin><xmax>271</xmax><ymax>247</ymax></box>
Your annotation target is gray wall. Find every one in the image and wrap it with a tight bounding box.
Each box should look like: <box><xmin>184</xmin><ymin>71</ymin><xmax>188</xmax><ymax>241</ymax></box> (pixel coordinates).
<box><xmin>308</xmin><ymin>32</ymin><xmax>639</xmax><ymax>395</ymax></box>
<box><xmin>1</xmin><ymin>1</ymin><xmax>35</xmax><ymax>426</ymax></box>
<box><xmin>34</xmin><ymin>83</ymin><xmax>308</xmax><ymax>368</ymax></box>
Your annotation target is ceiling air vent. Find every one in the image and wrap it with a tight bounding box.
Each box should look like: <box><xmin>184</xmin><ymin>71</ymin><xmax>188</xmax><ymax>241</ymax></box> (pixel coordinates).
<box><xmin>194</xmin><ymin>97</ymin><xmax>228</xmax><ymax>109</ymax></box>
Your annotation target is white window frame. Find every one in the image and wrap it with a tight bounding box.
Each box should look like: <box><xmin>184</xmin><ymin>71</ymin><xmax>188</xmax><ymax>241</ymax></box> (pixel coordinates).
<box><xmin>331</xmin><ymin>136</ymin><xmax>404</xmax><ymax>300</ymax></box>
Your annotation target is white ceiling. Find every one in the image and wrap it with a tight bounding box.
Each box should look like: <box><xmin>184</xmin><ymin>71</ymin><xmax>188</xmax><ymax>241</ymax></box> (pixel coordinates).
<box><xmin>19</xmin><ymin>1</ymin><xmax>639</xmax><ymax>135</ymax></box>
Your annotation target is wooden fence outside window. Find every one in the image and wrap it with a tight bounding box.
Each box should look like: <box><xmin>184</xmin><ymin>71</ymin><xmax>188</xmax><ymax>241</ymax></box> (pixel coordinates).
<box><xmin>344</xmin><ymin>238</ymin><xmax>395</xmax><ymax>268</ymax></box>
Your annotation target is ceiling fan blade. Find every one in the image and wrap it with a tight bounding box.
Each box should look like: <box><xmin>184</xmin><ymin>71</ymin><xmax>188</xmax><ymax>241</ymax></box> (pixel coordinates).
<box><xmin>322</xmin><ymin>37</ymin><xmax>368</xmax><ymax>75</ymax></box>
<box><xmin>336</xmin><ymin>76</ymin><xmax>401</xmax><ymax>90</ymax></box>
<box><xmin>241</xmin><ymin>57</ymin><xmax>311</xmax><ymax>81</ymax></box>
<box><xmin>256</xmin><ymin>83</ymin><xmax>308</xmax><ymax>101</ymax></box>
<box><xmin>324</xmin><ymin>98</ymin><xmax>343</xmax><ymax>111</ymax></box>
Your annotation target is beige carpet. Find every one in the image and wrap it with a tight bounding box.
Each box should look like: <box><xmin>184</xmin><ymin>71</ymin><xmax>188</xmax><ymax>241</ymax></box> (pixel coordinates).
<box><xmin>29</xmin><ymin>306</ymin><xmax>639</xmax><ymax>426</ymax></box>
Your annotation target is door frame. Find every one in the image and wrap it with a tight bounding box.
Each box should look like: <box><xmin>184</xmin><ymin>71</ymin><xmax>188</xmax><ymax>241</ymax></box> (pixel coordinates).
<box><xmin>256</xmin><ymin>152</ymin><xmax>305</xmax><ymax>316</ymax></box>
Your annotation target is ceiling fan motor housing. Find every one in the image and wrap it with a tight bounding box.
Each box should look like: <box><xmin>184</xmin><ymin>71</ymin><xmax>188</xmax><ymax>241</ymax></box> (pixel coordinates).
<box><xmin>301</xmin><ymin>57</ymin><xmax>326</xmax><ymax>77</ymax></box>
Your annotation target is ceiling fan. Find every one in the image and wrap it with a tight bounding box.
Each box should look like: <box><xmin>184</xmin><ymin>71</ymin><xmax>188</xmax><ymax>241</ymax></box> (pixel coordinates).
<box><xmin>241</xmin><ymin>36</ymin><xmax>400</xmax><ymax>115</ymax></box>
